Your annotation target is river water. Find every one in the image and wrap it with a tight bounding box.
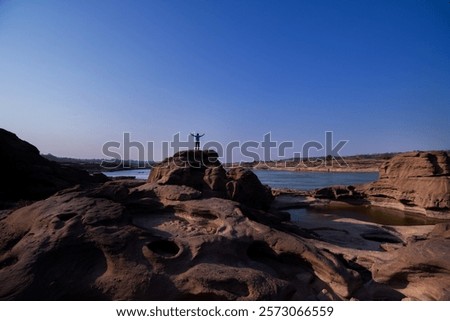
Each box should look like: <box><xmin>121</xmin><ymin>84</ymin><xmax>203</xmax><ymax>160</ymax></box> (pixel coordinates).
<box><xmin>254</xmin><ymin>170</ymin><xmax>378</xmax><ymax>190</ymax></box>
<box><xmin>103</xmin><ymin>169</ymin><xmax>378</xmax><ymax>190</ymax></box>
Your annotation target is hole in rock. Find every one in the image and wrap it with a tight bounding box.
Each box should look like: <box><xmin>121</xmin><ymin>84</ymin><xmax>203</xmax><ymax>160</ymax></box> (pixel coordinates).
<box><xmin>0</xmin><ymin>256</ymin><xmax>18</xmax><ymax>269</ymax></box>
<box><xmin>191</xmin><ymin>211</ymin><xmax>217</xmax><ymax>220</ymax></box>
<box><xmin>247</xmin><ymin>241</ymin><xmax>313</xmax><ymax>270</ymax></box>
<box><xmin>360</xmin><ymin>232</ymin><xmax>402</xmax><ymax>244</ymax></box>
<box><xmin>399</xmin><ymin>199</ymin><xmax>414</xmax><ymax>206</ymax></box>
<box><xmin>147</xmin><ymin>240</ymin><xmax>180</xmax><ymax>257</ymax></box>
<box><xmin>56</xmin><ymin>212</ymin><xmax>78</xmax><ymax>221</ymax></box>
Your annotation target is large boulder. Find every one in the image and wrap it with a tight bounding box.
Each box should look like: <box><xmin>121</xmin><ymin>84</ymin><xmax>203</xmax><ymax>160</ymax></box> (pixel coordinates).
<box><xmin>148</xmin><ymin>150</ymin><xmax>273</xmax><ymax>210</ymax></box>
<box><xmin>361</xmin><ymin>151</ymin><xmax>450</xmax><ymax>218</ymax></box>
<box><xmin>148</xmin><ymin>150</ymin><xmax>221</xmax><ymax>190</ymax></box>
<box><xmin>203</xmin><ymin>166</ymin><xmax>228</xmax><ymax>193</ymax></box>
<box><xmin>0</xmin><ymin>128</ymin><xmax>107</xmax><ymax>204</ymax></box>
<box><xmin>226</xmin><ymin>167</ymin><xmax>273</xmax><ymax>210</ymax></box>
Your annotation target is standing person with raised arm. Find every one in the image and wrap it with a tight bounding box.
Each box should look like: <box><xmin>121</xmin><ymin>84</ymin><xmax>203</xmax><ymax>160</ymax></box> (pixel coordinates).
<box><xmin>191</xmin><ymin>132</ymin><xmax>205</xmax><ymax>150</ymax></box>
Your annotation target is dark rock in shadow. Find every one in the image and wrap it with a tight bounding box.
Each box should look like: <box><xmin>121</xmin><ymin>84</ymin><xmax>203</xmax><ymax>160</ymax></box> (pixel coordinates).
<box><xmin>0</xmin><ymin>128</ymin><xmax>108</xmax><ymax>204</ymax></box>
<box><xmin>146</xmin><ymin>240</ymin><xmax>180</xmax><ymax>258</ymax></box>
<box><xmin>18</xmin><ymin>243</ymin><xmax>108</xmax><ymax>300</ymax></box>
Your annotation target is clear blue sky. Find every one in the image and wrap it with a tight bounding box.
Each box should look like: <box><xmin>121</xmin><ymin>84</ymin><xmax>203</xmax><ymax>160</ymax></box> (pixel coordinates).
<box><xmin>1</xmin><ymin>0</ymin><xmax>449</xmax><ymax>161</ymax></box>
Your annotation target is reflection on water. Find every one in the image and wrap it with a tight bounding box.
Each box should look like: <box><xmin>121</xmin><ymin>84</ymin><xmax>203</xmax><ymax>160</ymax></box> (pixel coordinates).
<box><xmin>289</xmin><ymin>206</ymin><xmax>446</xmax><ymax>226</ymax></box>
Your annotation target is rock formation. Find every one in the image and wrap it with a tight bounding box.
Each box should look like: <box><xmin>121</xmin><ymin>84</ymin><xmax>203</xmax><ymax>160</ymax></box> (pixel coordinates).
<box><xmin>0</xmin><ymin>144</ymin><xmax>364</xmax><ymax>300</ymax></box>
<box><xmin>148</xmin><ymin>150</ymin><xmax>273</xmax><ymax>210</ymax></box>
<box><xmin>0</xmin><ymin>179</ymin><xmax>365</xmax><ymax>300</ymax></box>
<box><xmin>361</xmin><ymin>151</ymin><xmax>450</xmax><ymax>218</ymax></box>
<box><xmin>0</xmin><ymin>128</ymin><xmax>107</xmax><ymax>204</ymax></box>
<box><xmin>1</xmin><ymin>133</ymin><xmax>449</xmax><ymax>301</ymax></box>
<box><xmin>313</xmin><ymin>185</ymin><xmax>366</xmax><ymax>204</ymax></box>
<box><xmin>148</xmin><ymin>150</ymin><xmax>221</xmax><ymax>190</ymax></box>
<box><xmin>372</xmin><ymin>223</ymin><xmax>450</xmax><ymax>300</ymax></box>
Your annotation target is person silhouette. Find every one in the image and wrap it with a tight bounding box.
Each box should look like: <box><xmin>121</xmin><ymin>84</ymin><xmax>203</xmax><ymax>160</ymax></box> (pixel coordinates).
<box><xmin>191</xmin><ymin>133</ymin><xmax>205</xmax><ymax>150</ymax></box>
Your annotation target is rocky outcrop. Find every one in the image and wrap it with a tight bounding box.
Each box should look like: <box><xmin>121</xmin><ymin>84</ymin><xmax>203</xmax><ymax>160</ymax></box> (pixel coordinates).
<box><xmin>361</xmin><ymin>152</ymin><xmax>450</xmax><ymax>218</ymax></box>
<box><xmin>0</xmin><ymin>142</ymin><xmax>370</xmax><ymax>300</ymax></box>
<box><xmin>0</xmin><ymin>128</ymin><xmax>107</xmax><ymax>204</ymax></box>
<box><xmin>148</xmin><ymin>150</ymin><xmax>273</xmax><ymax>210</ymax></box>
<box><xmin>313</xmin><ymin>185</ymin><xmax>366</xmax><ymax>204</ymax></box>
<box><xmin>148</xmin><ymin>150</ymin><xmax>221</xmax><ymax>190</ymax></box>
<box><xmin>372</xmin><ymin>223</ymin><xmax>450</xmax><ymax>300</ymax></box>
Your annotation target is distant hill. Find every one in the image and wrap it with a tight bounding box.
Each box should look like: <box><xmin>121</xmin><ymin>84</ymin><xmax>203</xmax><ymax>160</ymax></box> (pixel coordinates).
<box><xmin>41</xmin><ymin>154</ymin><xmax>154</xmax><ymax>172</ymax></box>
<box><xmin>227</xmin><ymin>150</ymin><xmax>450</xmax><ymax>172</ymax></box>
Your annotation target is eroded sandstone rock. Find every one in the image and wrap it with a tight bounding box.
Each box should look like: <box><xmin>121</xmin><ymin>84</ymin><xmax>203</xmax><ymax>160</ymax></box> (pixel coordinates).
<box><xmin>313</xmin><ymin>185</ymin><xmax>366</xmax><ymax>204</ymax></box>
<box><xmin>148</xmin><ymin>150</ymin><xmax>273</xmax><ymax>210</ymax></box>
<box><xmin>0</xmin><ymin>181</ymin><xmax>362</xmax><ymax>300</ymax></box>
<box><xmin>226</xmin><ymin>167</ymin><xmax>273</xmax><ymax>210</ymax></box>
<box><xmin>372</xmin><ymin>236</ymin><xmax>450</xmax><ymax>300</ymax></box>
<box><xmin>2</xmin><ymin>135</ymin><xmax>449</xmax><ymax>301</ymax></box>
<box><xmin>361</xmin><ymin>151</ymin><xmax>450</xmax><ymax>218</ymax></box>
